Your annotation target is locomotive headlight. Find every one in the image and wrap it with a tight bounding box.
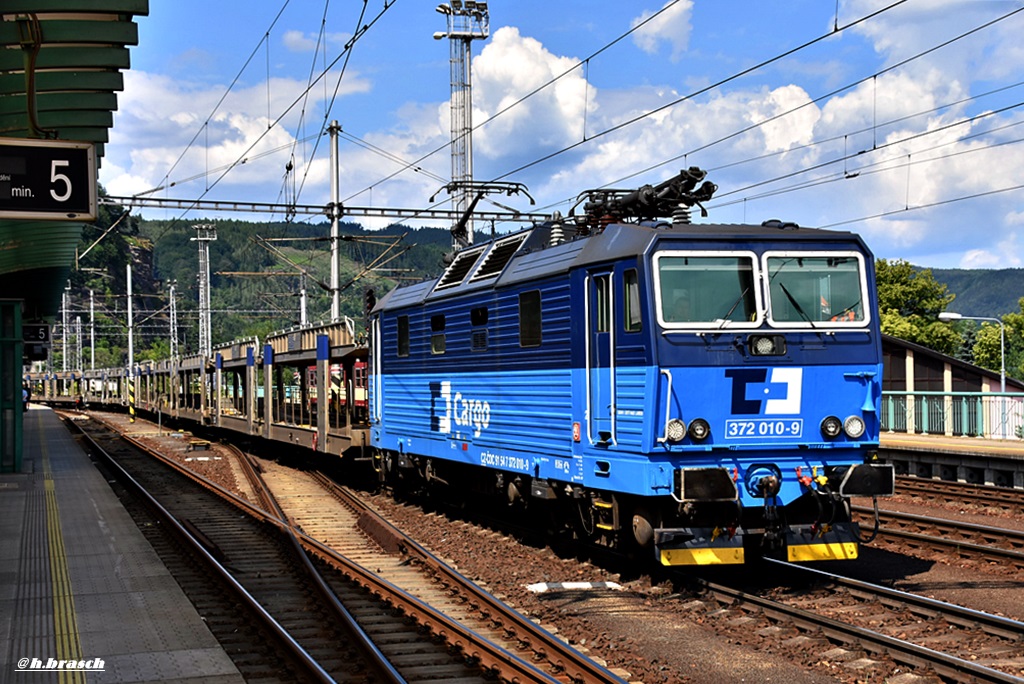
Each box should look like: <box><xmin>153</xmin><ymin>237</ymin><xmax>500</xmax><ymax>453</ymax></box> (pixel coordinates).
<box><xmin>843</xmin><ymin>415</ymin><xmax>866</xmax><ymax>439</ymax></box>
<box><xmin>748</xmin><ymin>334</ymin><xmax>786</xmax><ymax>356</ymax></box>
<box><xmin>820</xmin><ymin>415</ymin><xmax>842</xmax><ymax>439</ymax></box>
<box><xmin>688</xmin><ymin>418</ymin><xmax>711</xmax><ymax>441</ymax></box>
<box><xmin>666</xmin><ymin>418</ymin><xmax>687</xmax><ymax>442</ymax></box>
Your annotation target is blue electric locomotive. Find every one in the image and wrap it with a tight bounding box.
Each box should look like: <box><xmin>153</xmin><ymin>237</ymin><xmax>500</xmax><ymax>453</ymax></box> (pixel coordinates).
<box><xmin>369</xmin><ymin>168</ymin><xmax>894</xmax><ymax>566</ymax></box>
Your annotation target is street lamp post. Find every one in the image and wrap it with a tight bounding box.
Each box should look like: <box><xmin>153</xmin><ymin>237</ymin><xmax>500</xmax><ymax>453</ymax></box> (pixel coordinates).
<box><xmin>939</xmin><ymin>311</ymin><xmax>1006</xmax><ymax>437</ymax></box>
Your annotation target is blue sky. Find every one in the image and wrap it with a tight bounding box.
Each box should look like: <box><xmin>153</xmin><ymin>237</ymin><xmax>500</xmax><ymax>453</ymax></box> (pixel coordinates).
<box><xmin>100</xmin><ymin>1</ymin><xmax>1024</xmax><ymax>269</ymax></box>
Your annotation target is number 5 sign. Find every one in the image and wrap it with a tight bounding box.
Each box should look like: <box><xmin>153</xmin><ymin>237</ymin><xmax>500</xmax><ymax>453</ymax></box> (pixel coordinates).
<box><xmin>0</xmin><ymin>138</ymin><xmax>97</xmax><ymax>220</ymax></box>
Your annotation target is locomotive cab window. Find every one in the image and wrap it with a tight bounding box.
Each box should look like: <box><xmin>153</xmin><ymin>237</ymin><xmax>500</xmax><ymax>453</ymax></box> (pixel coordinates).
<box><xmin>654</xmin><ymin>251</ymin><xmax>761</xmax><ymax>329</ymax></box>
<box><xmin>763</xmin><ymin>252</ymin><xmax>868</xmax><ymax>327</ymax></box>
<box><xmin>624</xmin><ymin>269</ymin><xmax>642</xmax><ymax>332</ymax></box>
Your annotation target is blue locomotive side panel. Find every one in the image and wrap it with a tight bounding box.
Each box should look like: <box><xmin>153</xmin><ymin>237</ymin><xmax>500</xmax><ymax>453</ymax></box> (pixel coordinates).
<box><xmin>373</xmin><ymin>276</ymin><xmax>579</xmax><ymax>470</ymax></box>
<box><xmin>611</xmin><ymin>365</ymin><xmax>648</xmax><ymax>449</ymax></box>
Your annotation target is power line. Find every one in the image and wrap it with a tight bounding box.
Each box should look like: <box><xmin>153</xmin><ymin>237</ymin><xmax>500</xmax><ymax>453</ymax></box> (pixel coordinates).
<box><xmin>625</xmin><ymin>6</ymin><xmax>1024</xmax><ymax>203</ymax></box>
<box><xmin>139</xmin><ymin>1</ymin><xmax>401</xmax><ymax>241</ymax></box>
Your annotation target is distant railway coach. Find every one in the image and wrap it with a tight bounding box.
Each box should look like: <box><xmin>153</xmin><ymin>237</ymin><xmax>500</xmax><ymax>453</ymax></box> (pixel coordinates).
<box><xmin>369</xmin><ymin>168</ymin><xmax>895</xmax><ymax>566</ymax></box>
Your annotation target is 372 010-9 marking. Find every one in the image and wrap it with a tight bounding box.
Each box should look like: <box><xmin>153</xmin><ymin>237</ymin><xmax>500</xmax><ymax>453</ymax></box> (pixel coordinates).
<box><xmin>725</xmin><ymin>418</ymin><xmax>803</xmax><ymax>439</ymax></box>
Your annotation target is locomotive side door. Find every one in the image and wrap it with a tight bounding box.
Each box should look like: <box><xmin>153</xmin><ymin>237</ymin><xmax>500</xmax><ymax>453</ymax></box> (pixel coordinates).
<box><xmin>585</xmin><ymin>272</ymin><xmax>616</xmax><ymax>445</ymax></box>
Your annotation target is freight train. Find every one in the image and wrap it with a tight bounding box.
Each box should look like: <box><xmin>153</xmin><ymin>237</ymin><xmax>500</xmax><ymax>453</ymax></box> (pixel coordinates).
<box><xmin>30</xmin><ymin>167</ymin><xmax>893</xmax><ymax>566</ymax></box>
<box><xmin>368</xmin><ymin>167</ymin><xmax>894</xmax><ymax>565</ymax></box>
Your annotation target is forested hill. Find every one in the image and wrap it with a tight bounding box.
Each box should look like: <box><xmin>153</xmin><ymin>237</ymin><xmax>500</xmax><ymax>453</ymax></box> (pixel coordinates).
<box><xmin>931</xmin><ymin>268</ymin><xmax>1024</xmax><ymax>318</ymax></box>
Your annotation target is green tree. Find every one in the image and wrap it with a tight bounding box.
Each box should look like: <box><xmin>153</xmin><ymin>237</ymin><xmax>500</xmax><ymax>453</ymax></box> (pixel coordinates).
<box><xmin>875</xmin><ymin>258</ymin><xmax>960</xmax><ymax>355</ymax></box>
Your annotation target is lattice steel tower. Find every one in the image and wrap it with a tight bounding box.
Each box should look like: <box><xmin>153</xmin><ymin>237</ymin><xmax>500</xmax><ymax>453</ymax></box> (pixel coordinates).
<box><xmin>191</xmin><ymin>224</ymin><xmax>217</xmax><ymax>358</ymax></box>
<box><xmin>435</xmin><ymin>1</ymin><xmax>489</xmax><ymax>247</ymax></box>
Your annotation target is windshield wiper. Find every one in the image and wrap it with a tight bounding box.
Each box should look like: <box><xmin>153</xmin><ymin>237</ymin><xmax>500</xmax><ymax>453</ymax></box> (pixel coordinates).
<box><xmin>778</xmin><ymin>282</ymin><xmax>817</xmax><ymax>328</ymax></box>
<box><xmin>716</xmin><ymin>287</ymin><xmax>750</xmax><ymax>328</ymax></box>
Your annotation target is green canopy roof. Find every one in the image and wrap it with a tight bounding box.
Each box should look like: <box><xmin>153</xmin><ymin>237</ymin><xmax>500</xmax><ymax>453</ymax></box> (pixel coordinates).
<box><xmin>0</xmin><ymin>1</ymin><xmax>148</xmax><ymax>320</ymax></box>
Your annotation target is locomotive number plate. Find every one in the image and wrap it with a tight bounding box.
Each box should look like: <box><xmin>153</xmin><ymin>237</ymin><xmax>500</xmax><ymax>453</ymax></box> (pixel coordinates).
<box><xmin>725</xmin><ymin>418</ymin><xmax>803</xmax><ymax>439</ymax></box>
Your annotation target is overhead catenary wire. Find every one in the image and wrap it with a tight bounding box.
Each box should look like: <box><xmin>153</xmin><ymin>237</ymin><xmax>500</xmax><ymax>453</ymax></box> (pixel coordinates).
<box><xmin>141</xmin><ymin>1</ymin><xmax>399</xmax><ymax>242</ymax></box>
<box><xmin>117</xmin><ymin>1</ymin><xmax>1023</xmax><ymax>268</ymax></box>
<box><xmin>600</xmin><ymin>6</ymin><xmax>1024</xmax><ymax>208</ymax></box>
<box><xmin>343</xmin><ymin>0</ymin><xmax>1014</xmax><ymax>232</ymax></box>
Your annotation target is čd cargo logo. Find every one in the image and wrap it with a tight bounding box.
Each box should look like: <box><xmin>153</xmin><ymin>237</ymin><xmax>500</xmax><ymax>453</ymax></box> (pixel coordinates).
<box><xmin>430</xmin><ymin>380</ymin><xmax>491</xmax><ymax>438</ymax></box>
<box><xmin>725</xmin><ymin>368</ymin><xmax>802</xmax><ymax>415</ymax></box>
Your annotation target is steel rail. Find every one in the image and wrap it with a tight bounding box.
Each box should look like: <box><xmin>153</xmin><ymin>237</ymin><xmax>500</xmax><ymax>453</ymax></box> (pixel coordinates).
<box><xmin>170</xmin><ymin>438</ymin><xmax>573</xmax><ymax>684</ymax></box>
<box><xmin>310</xmin><ymin>473</ymin><xmax>628</xmax><ymax>684</ymax></box>
<box><xmin>853</xmin><ymin>505</ymin><xmax>1024</xmax><ymax>564</ymax></box>
<box><xmin>99</xmin><ymin>419</ymin><xmax>543</xmax><ymax>683</ymax></box>
<box><xmin>897</xmin><ymin>476</ymin><xmax>1024</xmax><ymax>510</ymax></box>
<box><xmin>65</xmin><ymin>418</ymin><xmax>335</xmax><ymax>684</ymax></box>
<box><xmin>295</xmin><ymin>530</ymin><xmax>571</xmax><ymax>684</ymax></box>
<box><xmin>765</xmin><ymin>558</ymin><xmax>1024</xmax><ymax>640</ymax></box>
<box><xmin>689</xmin><ymin>575</ymin><xmax>1024</xmax><ymax>684</ymax></box>
<box><xmin>226</xmin><ymin>445</ymin><xmax>406</xmax><ymax>684</ymax></box>
<box><xmin>96</xmin><ymin>420</ymin><xmax>581</xmax><ymax>683</ymax></box>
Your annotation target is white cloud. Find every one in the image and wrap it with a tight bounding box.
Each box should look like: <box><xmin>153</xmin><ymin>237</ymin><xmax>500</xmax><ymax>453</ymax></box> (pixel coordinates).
<box><xmin>630</xmin><ymin>1</ymin><xmax>694</xmax><ymax>62</ymax></box>
<box><xmin>748</xmin><ymin>84</ymin><xmax>820</xmax><ymax>153</ymax></box>
<box><xmin>283</xmin><ymin>30</ymin><xmax>318</xmax><ymax>52</ymax></box>
<box><xmin>102</xmin><ymin>69</ymin><xmax>372</xmax><ymax>203</ymax></box>
<box><xmin>282</xmin><ymin>29</ymin><xmax>350</xmax><ymax>53</ymax></box>
<box><xmin>470</xmin><ymin>27</ymin><xmax>592</xmax><ymax>158</ymax></box>
<box><xmin>961</xmin><ymin>232</ymin><xmax>1021</xmax><ymax>268</ymax></box>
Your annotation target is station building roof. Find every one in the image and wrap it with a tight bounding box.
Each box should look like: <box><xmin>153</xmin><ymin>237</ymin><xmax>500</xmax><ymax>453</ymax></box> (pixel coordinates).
<box><xmin>882</xmin><ymin>334</ymin><xmax>1024</xmax><ymax>393</ymax></box>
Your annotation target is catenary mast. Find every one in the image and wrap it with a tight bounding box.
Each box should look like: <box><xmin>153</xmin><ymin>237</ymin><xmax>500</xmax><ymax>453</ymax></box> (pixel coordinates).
<box><xmin>435</xmin><ymin>1</ymin><xmax>489</xmax><ymax>248</ymax></box>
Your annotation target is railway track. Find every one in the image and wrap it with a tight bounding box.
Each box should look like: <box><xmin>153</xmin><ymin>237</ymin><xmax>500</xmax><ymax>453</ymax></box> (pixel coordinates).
<box><xmin>228</xmin><ymin>447</ymin><xmax>631</xmax><ymax>684</ymax></box>
<box><xmin>678</xmin><ymin>560</ymin><xmax>1024</xmax><ymax>683</ymax></box>
<box><xmin>896</xmin><ymin>475</ymin><xmax>1024</xmax><ymax>512</ymax></box>
<box><xmin>70</xmin><ymin>415</ymin><xmax>387</xmax><ymax>682</ymax></box>
<box><xmin>69</xmin><ymin>414</ymin><xmax>598</xmax><ymax>683</ymax></box>
<box><xmin>853</xmin><ymin>505</ymin><xmax>1024</xmax><ymax>570</ymax></box>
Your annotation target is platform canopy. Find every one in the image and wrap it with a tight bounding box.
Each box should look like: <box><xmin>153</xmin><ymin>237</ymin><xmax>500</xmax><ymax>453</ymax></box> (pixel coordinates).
<box><xmin>0</xmin><ymin>1</ymin><xmax>148</xmax><ymax>321</ymax></box>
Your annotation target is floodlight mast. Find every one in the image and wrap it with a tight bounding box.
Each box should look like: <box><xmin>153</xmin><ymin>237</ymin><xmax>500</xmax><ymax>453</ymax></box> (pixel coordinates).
<box><xmin>435</xmin><ymin>1</ymin><xmax>489</xmax><ymax>249</ymax></box>
<box><xmin>192</xmin><ymin>224</ymin><xmax>217</xmax><ymax>359</ymax></box>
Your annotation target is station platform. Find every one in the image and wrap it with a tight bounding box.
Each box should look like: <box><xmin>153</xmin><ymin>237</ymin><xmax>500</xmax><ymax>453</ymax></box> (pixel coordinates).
<box><xmin>880</xmin><ymin>431</ymin><xmax>1024</xmax><ymax>458</ymax></box>
<box><xmin>0</xmin><ymin>405</ymin><xmax>243</xmax><ymax>684</ymax></box>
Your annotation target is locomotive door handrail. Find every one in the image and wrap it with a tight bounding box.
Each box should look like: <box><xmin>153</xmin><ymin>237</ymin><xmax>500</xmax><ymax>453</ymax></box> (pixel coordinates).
<box><xmin>584</xmin><ymin>272</ymin><xmax>616</xmax><ymax>446</ymax></box>
<box><xmin>657</xmin><ymin>368</ymin><xmax>673</xmax><ymax>443</ymax></box>
<box><xmin>371</xmin><ymin>317</ymin><xmax>382</xmax><ymax>423</ymax></box>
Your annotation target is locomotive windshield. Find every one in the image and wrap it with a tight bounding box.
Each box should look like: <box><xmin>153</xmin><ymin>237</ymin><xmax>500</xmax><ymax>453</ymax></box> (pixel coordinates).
<box><xmin>765</xmin><ymin>252</ymin><xmax>867</xmax><ymax>326</ymax></box>
<box><xmin>655</xmin><ymin>252</ymin><xmax>760</xmax><ymax>327</ymax></box>
<box><xmin>654</xmin><ymin>249</ymin><xmax>869</xmax><ymax>329</ymax></box>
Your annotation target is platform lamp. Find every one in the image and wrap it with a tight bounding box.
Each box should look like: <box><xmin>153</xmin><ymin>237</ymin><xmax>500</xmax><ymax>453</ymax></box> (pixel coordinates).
<box><xmin>938</xmin><ymin>311</ymin><xmax>1006</xmax><ymax>436</ymax></box>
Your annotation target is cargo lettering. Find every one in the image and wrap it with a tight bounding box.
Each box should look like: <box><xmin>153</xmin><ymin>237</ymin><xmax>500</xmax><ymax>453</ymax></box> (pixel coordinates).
<box><xmin>434</xmin><ymin>381</ymin><xmax>491</xmax><ymax>438</ymax></box>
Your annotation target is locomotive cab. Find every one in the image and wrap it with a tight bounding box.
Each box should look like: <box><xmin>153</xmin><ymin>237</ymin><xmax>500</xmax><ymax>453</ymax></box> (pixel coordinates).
<box><xmin>633</xmin><ymin>227</ymin><xmax>895</xmax><ymax>564</ymax></box>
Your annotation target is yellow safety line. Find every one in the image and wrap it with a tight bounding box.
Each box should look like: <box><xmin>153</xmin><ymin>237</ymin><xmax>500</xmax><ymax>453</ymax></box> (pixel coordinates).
<box><xmin>41</xmin><ymin>444</ymin><xmax>87</xmax><ymax>684</ymax></box>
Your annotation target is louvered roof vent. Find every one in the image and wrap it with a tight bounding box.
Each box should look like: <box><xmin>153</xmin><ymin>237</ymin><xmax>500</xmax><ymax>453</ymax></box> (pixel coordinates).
<box><xmin>434</xmin><ymin>246</ymin><xmax>485</xmax><ymax>290</ymax></box>
<box><xmin>469</xmin><ymin>233</ymin><xmax>527</xmax><ymax>282</ymax></box>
